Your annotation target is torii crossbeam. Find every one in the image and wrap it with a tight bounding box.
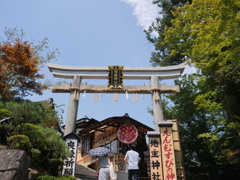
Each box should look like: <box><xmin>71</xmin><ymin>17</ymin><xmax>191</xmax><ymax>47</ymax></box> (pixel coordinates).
<box><xmin>48</xmin><ymin>63</ymin><xmax>185</xmax><ymax>134</ymax></box>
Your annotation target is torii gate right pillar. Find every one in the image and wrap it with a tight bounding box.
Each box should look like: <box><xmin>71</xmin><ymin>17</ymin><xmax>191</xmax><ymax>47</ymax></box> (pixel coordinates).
<box><xmin>151</xmin><ymin>76</ymin><xmax>164</xmax><ymax>130</ymax></box>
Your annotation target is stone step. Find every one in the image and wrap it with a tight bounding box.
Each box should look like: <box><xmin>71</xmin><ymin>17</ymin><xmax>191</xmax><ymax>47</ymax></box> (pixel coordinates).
<box><xmin>75</xmin><ymin>163</ymin><xmax>96</xmax><ymax>180</ymax></box>
<box><xmin>75</xmin><ymin>174</ymin><xmax>96</xmax><ymax>180</ymax></box>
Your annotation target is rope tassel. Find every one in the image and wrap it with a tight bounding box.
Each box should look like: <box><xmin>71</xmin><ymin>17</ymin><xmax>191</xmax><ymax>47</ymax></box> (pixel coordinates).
<box><xmin>74</xmin><ymin>90</ymin><xmax>79</xmax><ymax>100</ymax></box>
<box><xmin>154</xmin><ymin>91</ymin><xmax>160</xmax><ymax>101</ymax></box>
<box><xmin>132</xmin><ymin>93</ymin><xmax>138</xmax><ymax>102</ymax></box>
<box><xmin>92</xmin><ymin>93</ymin><xmax>98</xmax><ymax>102</ymax></box>
<box><xmin>113</xmin><ymin>93</ymin><xmax>118</xmax><ymax>102</ymax></box>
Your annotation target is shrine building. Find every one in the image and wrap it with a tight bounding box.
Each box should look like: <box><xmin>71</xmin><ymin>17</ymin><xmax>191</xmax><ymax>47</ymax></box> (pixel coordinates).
<box><xmin>49</xmin><ymin>63</ymin><xmax>186</xmax><ymax>179</ymax></box>
<box><xmin>74</xmin><ymin>113</ymin><xmax>153</xmax><ymax>179</ymax></box>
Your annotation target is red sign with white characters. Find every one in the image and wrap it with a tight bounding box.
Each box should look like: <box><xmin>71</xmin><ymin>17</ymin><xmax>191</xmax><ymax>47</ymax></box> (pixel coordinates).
<box><xmin>117</xmin><ymin>124</ymin><xmax>138</xmax><ymax>144</ymax></box>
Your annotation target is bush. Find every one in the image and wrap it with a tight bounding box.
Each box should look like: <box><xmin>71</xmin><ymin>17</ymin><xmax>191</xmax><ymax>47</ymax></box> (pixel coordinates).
<box><xmin>1</xmin><ymin>100</ymin><xmax>70</xmax><ymax>174</ymax></box>
<box><xmin>48</xmin><ymin>159</ymin><xmax>64</xmax><ymax>176</ymax></box>
<box><xmin>37</xmin><ymin>175</ymin><xmax>76</xmax><ymax>180</ymax></box>
<box><xmin>0</xmin><ymin>108</ymin><xmax>11</xmax><ymax>119</ymax></box>
<box><xmin>7</xmin><ymin>134</ymin><xmax>32</xmax><ymax>151</ymax></box>
<box><xmin>57</xmin><ymin>176</ymin><xmax>76</xmax><ymax>180</ymax></box>
<box><xmin>37</xmin><ymin>175</ymin><xmax>56</xmax><ymax>180</ymax></box>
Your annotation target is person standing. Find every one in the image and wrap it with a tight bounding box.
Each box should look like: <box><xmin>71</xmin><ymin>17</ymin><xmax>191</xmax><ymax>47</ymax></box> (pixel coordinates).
<box><xmin>124</xmin><ymin>145</ymin><xmax>140</xmax><ymax>180</ymax></box>
<box><xmin>98</xmin><ymin>155</ymin><xmax>110</xmax><ymax>180</ymax></box>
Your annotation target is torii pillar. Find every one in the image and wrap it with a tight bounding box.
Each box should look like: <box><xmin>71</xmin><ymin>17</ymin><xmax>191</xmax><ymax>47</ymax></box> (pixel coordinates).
<box><xmin>151</xmin><ymin>76</ymin><xmax>164</xmax><ymax>130</ymax></box>
<box><xmin>64</xmin><ymin>75</ymin><xmax>81</xmax><ymax>136</ymax></box>
<box><xmin>48</xmin><ymin>63</ymin><xmax>185</xmax><ymax>133</ymax></box>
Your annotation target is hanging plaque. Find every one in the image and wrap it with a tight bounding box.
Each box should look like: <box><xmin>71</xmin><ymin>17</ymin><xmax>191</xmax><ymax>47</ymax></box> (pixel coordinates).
<box><xmin>108</xmin><ymin>66</ymin><xmax>124</xmax><ymax>89</ymax></box>
<box><xmin>117</xmin><ymin>124</ymin><xmax>138</xmax><ymax>144</ymax></box>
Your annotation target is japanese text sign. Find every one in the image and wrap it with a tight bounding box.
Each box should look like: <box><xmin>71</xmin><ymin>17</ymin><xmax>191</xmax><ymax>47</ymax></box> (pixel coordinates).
<box><xmin>147</xmin><ymin>131</ymin><xmax>163</xmax><ymax>180</ymax></box>
<box><xmin>62</xmin><ymin>137</ymin><xmax>78</xmax><ymax>176</ymax></box>
<box><xmin>117</xmin><ymin>124</ymin><xmax>138</xmax><ymax>144</ymax></box>
<box><xmin>160</xmin><ymin>125</ymin><xmax>177</xmax><ymax>180</ymax></box>
<box><xmin>108</xmin><ymin>66</ymin><xmax>124</xmax><ymax>89</ymax></box>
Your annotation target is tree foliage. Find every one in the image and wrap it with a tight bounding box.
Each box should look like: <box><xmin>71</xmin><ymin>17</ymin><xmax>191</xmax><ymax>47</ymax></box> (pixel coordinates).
<box><xmin>163</xmin><ymin>75</ymin><xmax>240</xmax><ymax>179</ymax></box>
<box><xmin>0</xmin><ymin>40</ymin><xmax>48</xmax><ymax>100</ymax></box>
<box><xmin>145</xmin><ymin>0</ymin><xmax>192</xmax><ymax>66</ymax></box>
<box><xmin>0</xmin><ymin>27</ymin><xmax>67</xmax><ymax>175</ymax></box>
<box><xmin>147</xmin><ymin>0</ymin><xmax>240</xmax><ymax>179</ymax></box>
<box><xmin>0</xmin><ymin>100</ymin><xmax>70</xmax><ymax>174</ymax></box>
<box><xmin>162</xmin><ymin>0</ymin><xmax>240</xmax><ymax>122</ymax></box>
<box><xmin>0</xmin><ymin>27</ymin><xmax>59</xmax><ymax>101</ymax></box>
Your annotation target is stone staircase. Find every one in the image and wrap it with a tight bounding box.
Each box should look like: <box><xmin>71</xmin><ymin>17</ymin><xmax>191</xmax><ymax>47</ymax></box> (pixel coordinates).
<box><xmin>75</xmin><ymin>163</ymin><xmax>97</xmax><ymax>180</ymax></box>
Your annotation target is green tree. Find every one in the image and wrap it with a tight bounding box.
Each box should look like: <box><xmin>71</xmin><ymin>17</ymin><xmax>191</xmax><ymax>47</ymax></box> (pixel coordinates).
<box><xmin>162</xmin><ymin>0</ymin><xmax>240</xmax><ymax>162</ymax></box>
<box><xmin>146</xmin><ymin>0</ymin><xmax>240</xmax><ymax>178</ymax></box>
<box><xmin>162</xmin><ymin>0</ymin><xmax>240</xmax><ymax>122</ymax></box>
<box><xmin>164</xmin><ymin>75</ymin><xmax>240</xmax><ymax>179</ymax></box>
<box><xmin>0</xmin><ymin>100</ymin><xmax>70</xmax><ymax>174</ymax></box>
<box><xmin>145</xmin><ymin>0</ymin><xmax>192</xmax><ymax>66</ymax></box>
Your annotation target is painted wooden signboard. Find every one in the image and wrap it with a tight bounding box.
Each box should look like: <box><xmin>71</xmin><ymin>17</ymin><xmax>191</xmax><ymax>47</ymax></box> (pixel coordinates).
<box><xmin>167</xmin><ymin>120</ymin><xmax>186</xmax><ymax>180</ymax></box>
<box><xmin>93</xmin><ymin>128</ymin><xmax>117</xmax><ymax>148</ymax></box>
<box><xmin>108</xmin><ymin>65</ymin><xmax>124</xmax><ymax>89</ymax></box>
<box><xmin>147</xmin><ymin>131</ymin><xmax>164</xmax><ymax>180</ymax></box>
<box><xmin>160</xmin><ymin>125</ymin><xmax>177</xmax><ymax>180</ymax></box>
<box><xmin>117</xmin><ymin>124</ymin><xmax>138</xmax><ymax>144</ymax></box>
<box><xmin>62</xmin><ymin>139</ymin><xmax>78</xmax><ymax>176</ymax></box>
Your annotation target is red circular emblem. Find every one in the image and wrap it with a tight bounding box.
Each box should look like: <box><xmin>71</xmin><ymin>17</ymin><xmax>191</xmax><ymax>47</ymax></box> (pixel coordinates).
<box><xmin>117</xmin><ymin>124</ymin><xmax>138</xmax><ymax>144</ymax></box>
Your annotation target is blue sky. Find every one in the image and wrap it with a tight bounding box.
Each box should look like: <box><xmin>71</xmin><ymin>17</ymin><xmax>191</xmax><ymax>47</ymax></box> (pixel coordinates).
<box><xmin>0</xmin><ymin>0</ymin><xmax>192</xmax><ymax>129</ymax></box>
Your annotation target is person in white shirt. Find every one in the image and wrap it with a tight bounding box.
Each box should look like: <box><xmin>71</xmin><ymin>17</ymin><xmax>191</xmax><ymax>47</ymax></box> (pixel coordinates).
<box><xmin>124</xmin><ymin>145</ymin><xmax>140</xmax><ymax>180</ymax></box>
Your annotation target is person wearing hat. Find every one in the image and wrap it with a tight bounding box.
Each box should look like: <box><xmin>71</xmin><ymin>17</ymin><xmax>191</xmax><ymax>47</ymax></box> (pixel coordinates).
<box><xmin>124</xmin><ymin>145</ymin><xmax>140</xmax><ymax>180</ymax></box>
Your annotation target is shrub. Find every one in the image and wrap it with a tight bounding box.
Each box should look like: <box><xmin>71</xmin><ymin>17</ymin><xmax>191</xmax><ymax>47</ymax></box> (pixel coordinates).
<box><xmin>1</xmin><ymin>100</ymin><xmax>70</xmax><ymax>174</ymax></box>
<box><xmin>57</xmin><ymin>176</ymin><xmax>76</xmax><ymax>180</ymax></box>
<box><xmin>0</xmin><ymin>108</ymin><xmax>11</xmax><ymax>119</ymax></box>
<box><xmin>31</xmin><ymin>148</ymin><xmax>41</xmax><ymax>160</ymax></box>
<box><xmin>48</xmin><ymin>159</ymin><xmax>64</xmax><ymax>176</ymax></box>
<box><xmin>37</xmin><ymin>175</ymin><xmax>56</xmax><ymax>180</ymax></box>
<box><xmin>7</xmin><ymin>134</ymin><xmax>32</xmax><ymax>151</ymax></box>
<box><xmin>37</xmin><ymin>175</ymin><xmax>76</xmax><ymax>180</ymax></box>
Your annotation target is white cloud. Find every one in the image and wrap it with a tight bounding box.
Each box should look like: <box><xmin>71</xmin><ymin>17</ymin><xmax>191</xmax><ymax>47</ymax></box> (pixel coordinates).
<box><xmin>182</xmin><ymin>64</ymin><xmax>197</xmax><ymax>75</ymax></box>
<box><xmin>120</xmin><ymin>0</ymin><xmax>160</xmax><ymax>36</ymax></box>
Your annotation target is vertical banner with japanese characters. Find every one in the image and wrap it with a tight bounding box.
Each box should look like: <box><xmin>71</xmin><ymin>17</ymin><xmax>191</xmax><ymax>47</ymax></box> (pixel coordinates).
<box><xmin>167</xmin><ymin>120</ymin><xmax>186</xmax><ymax>180</ymax></box>
<box><xmin>159</xmin><ymin>121</ymin><xmax>177</xmax><ymax>180</ymax></box>
<box><xmin>108</xmin><ymin>66</ymin><xmax>124</xmax><ymax>89</ymax></box>
<box><xmin>147</xmin><ymin>131</ymin><xmax>163</xmax><ymax>180</ymax></box>
<box><xmin>62</xmin><ymin>133</ymin><xmax>80</xmax><ymax>177</ymax></box>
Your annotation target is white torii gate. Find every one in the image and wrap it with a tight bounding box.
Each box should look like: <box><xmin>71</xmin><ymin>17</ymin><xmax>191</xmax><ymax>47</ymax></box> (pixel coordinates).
<box><xmin>48</xmin><ymin>63</ymin><xmax>185</xmax><ymax>135</ymax></box>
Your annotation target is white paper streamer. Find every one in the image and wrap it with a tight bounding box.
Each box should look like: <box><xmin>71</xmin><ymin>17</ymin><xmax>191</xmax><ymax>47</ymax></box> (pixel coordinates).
<box><xmin>82</xmin><ymin>90</ymin><xmax>86</xmax><ymax>98</ymax></box>
<box><xmin>125</xmin><ymin>91</ymin><xmax>129</xmax><ymax>99</ymax></box>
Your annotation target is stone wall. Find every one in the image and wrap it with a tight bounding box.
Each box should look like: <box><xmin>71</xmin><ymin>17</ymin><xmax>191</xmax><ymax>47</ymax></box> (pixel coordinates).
<box><xmin>0</xmin><ymin>149</ymin><xmax>29</xmax><ymax>180</ymax></box>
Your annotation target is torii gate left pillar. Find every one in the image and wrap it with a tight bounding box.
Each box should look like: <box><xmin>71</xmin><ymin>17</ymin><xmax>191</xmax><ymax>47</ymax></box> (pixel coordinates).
<box><xmin>64</xmin><ymin>75</ymin><xmax>81</xmax><ymax>136</ymax></box>
<box><xmin>48</xmin><ymin>63</ymin><xmax>185</xmax><ymax>134</ymax></box>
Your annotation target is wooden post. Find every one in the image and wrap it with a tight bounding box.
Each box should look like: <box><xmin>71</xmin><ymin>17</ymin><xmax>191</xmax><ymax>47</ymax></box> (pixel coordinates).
<box><xmin>167</xmin><ymin>120</ymin><xmax>186</xmax><ymax>180</ymax></box>
<box><xmin>147</xmin><ymin>131</ymin><xmax>164</xmax><ymax>180</ymax></box>
<box><xmin>159</xmin><ymin>121</ymin><xmax>177</xmax><ymax>180</ymax></box>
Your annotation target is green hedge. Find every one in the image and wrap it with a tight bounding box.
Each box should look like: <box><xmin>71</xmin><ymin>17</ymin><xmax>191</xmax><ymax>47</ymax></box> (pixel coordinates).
<box><xmin>37</xmin><ymin>175</ymin><xmax>76</xmax><ymax>180</ymax></box>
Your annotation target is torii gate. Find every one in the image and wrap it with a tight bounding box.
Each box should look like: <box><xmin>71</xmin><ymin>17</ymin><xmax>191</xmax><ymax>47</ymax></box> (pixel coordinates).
<box><xmin>48</xmin><ymin>63</ymin><xmax>185</xmax><ymax>135</ymax></box>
